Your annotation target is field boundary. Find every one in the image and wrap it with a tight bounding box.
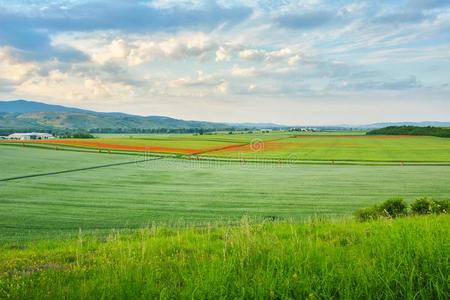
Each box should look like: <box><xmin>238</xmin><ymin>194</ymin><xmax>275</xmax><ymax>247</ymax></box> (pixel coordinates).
<box><xmin>0</xmin><ymin>157</ymin><xmax>162</xmax><ymax>182</ymax></box>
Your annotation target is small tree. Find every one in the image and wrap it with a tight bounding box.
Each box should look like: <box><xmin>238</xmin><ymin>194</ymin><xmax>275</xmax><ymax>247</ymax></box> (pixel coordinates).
<box><xmin>355</xmin><ymin>206</ymin><xmax>381</xmax><ymax>222</ymax></box>
<box><xmin>411</xmin><ymin>197</ymin><xmax>434</xmax><ymax>215</ymax></box>
<box><xmin>431</xmin><ymin>200</ymin><xmax>449</xmax><ymax>214</ymax></box>
<box><xmin>411</xmin><ymin>198</ymin><xmax>449</xmax><ymax>215</ymax></box>
<box><xmin>379</xmin><ymin>198</ymin><xmax>407</xmax><ymax>218</ymax></box>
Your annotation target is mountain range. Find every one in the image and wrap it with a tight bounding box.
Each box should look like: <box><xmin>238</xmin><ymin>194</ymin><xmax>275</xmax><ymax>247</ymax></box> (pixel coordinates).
<box><xmin>1</xmin><ymin>100</ymin><xmax>449</xmax><ymax>132</ymax></box>
<box><xmin>0</xmin><ymin>100</ymin><xmax>230</xmax><ymax>132</ymax></box>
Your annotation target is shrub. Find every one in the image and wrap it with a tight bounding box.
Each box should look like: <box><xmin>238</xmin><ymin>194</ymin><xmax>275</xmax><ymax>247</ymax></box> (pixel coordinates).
<box><xmin>431</xmin><ymin>200</ymin><xmax>449</xmax><ymax>214</ymax></box>
<box><xmin>356</xmin><ymin>198</ymin><xmax>407</xmax><ymax>222</ymax></box>
<box><xmin>356</xmin><ymin>197</ymin><xmax>447</xmax><ymax>222</ymax></box>
<box><xmin>72</xmin><ymin>133</ymin><xmax>95</xmax><ymax>139</ymax></box>
<box><xmin>379</xmin><ymin>197</ymin><xmax>407</xmax><ymax>218</ymax></box>
<box><xmin>355</xmin><ymin>206</ymin><xmax>381</xmax><ymax>222</ymax></box>
<box><xmin>411</xmin><ymin>197</ymin><xmax>434</xmax><ymax>215</ymax></box>
<box><xmin>411</xmin><ymin>198</ymin><xmax>449</xmax><ymax>215</ymax></box>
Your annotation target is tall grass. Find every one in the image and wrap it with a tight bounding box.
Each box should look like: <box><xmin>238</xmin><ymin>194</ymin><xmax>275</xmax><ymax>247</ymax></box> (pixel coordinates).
<box><xmin>1</xmin><ymin>215</ymin><xmax>449</xmax><ymax>299</ymax></box>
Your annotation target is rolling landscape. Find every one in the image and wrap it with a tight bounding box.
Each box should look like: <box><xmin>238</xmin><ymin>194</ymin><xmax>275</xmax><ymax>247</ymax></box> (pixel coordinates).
<box><xmin>1</xmin><ymin>103</ymin><xmax>449</xmax><ymax>298</ymax></box>
<box><xmin>1</xmin><ymin>1</ymin><xmax>450</xmax><ymax>299</ymax></box>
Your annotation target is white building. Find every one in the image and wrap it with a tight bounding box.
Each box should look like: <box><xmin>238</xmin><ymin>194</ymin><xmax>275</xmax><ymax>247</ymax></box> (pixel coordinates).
<box><xmin>7</xmin><ymin>132</ymin><xmax>54</xmax><ymax>140</ymax></box>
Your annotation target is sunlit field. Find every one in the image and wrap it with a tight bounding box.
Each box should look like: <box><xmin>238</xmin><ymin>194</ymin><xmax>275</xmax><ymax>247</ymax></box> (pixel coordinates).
<box><xmin>2</xmin><ymin>131</ymin><xmax>450</xmax><ymax>162</ymax></box>
<box><xmin>206</xmin><ymin>134</ymin><xmax>450</xmax><ymax>162</ymax></box>
<box><xmin>1</xmin><ymin>215</ymin><xmax>448</xmax><ymax>299</ymax></box>
<box><xmin>1</xmin><ymin>145</ymin><xmax>450</xmax><ymax>241</ymax></box>
<box><xmin>1</xmin><ymin>134</ymin><xmax>449</xmax><ymax>299</ymax></box>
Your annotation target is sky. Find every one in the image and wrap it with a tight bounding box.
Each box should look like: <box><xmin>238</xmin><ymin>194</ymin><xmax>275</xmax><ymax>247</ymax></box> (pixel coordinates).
<box><xmin>0</xmin><ymin>0</ymin><xmax>449</xmax><ymax>125</ymax></box>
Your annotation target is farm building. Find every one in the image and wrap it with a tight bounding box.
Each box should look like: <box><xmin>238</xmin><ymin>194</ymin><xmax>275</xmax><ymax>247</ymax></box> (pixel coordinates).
<box><xmin>7</xmin><ymin>132</ymin><xmax>54</xmax><ymax>140</ymax></box>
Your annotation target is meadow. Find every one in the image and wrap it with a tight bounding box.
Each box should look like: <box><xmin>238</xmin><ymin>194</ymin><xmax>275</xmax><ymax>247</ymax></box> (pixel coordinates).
<box><xmin>1</xmin><ymin>144</ymin><xmax>450</xmax><ymax>241</ymax></box>
<box><xmin>1</xmin><ymin>132</ymin><xmax>449</xmax><ymax>299</ymax></box>
<box><xmin>0</xmin><ymin>216</ymin><xmax>448</xmax><ymax>299</ymax></box>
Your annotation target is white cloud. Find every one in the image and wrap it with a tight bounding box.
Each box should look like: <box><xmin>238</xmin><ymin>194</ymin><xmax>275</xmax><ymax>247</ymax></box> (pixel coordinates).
<box><xmin>238</xmin><ymin>47</ymin><xmax>303</xmax><ymax>66</ymax></box>
<box><xmin>169</xmin><ymin>71</ymin><xmax>229</xmax><ymax>96</ymax></box>
<box><xmin>172</xmin><ymin>71</ymin><xmax>224</xmax><ymax>87</ymax></box>
<box><xmin>231</xmin><ymin>65</ymin><xmax>262</xmax><ymax>77</ymax></box>
<box><xmin>239</xmin><ymin>49</ymin><xmax>266</xmax><ymax>60</ymax></box>
<box><xmin>288</xmin><ymin>54</ymin><xmax>302</xmax><ymax>66</ymax></box>
<box><xmin>83</xmin><ymin>77</ymin><xmax>135</xmax><ymax>97</ymax></box>
<box><xmin>52</xmin><ymin>33</ymin><xmax>217</xmax><ymax>66</ymax></box>
<box><xmin>215</xmin><ymin>46</ymin><xmax>231</xmax><ymax>62</ymax></box>
<box><xmin>147</xmin><ymin>0</ymin><xmax>204</xmax><ymax>10</ymax></box>
<box><xmin>0</xmin><ymin>47</ymin><xmax>39</xmax><ymax>82</ymax></box>
<box><xmin>216</xmin><ymin>81</ymin><xmax>229</xmax><ymax>93</ymax></box>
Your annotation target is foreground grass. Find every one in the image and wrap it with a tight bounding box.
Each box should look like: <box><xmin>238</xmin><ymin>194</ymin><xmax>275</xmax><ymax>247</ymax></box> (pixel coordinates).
<box><xmin>1</xmin><ymin>216</ymin><xmax>449</xmax><ymax>299</ymax></box>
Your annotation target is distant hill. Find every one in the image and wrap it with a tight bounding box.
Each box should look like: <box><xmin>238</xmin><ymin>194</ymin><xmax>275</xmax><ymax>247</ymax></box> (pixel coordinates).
<box><xmin>0</xmin><ymin>100</ymin><xmax>228</xmax><ymax>133</ymax></box>
<box><xmin>1</xmin><ymin>100</ymin><xmax>449</xmax><ymax>133</ymax></box>
<box><xmin>0</xmin><ymin>100</ymin><xmax>88</xmax><ymax>113</ymax></box>
<box><xmin>226</xmin><ymin>122</ymin><xmax>286</xmax><ymax>128</ymax></box>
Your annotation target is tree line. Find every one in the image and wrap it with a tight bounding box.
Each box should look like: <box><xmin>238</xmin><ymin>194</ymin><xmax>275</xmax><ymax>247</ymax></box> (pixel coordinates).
<box><xmin>366</xmin><ymin>126</ymin><xmax>450</xmax><ymax>138</ymax></box>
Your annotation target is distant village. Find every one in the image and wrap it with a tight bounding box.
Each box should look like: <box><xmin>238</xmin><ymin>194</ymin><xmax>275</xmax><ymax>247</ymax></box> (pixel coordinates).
<box><xmin>288</xmin><ymin>127</ymin><xmax>318</xmax><ymax>132</ymax></box>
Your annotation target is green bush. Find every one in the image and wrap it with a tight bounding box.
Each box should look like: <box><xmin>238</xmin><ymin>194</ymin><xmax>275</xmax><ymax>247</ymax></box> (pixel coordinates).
<box><xmin>355</xmin><ymin>206</ymin><xmax>381</xmax><ymax>222</ymax></box>
<box><xmin>431</xmin><ymin>200</ymin><xmax>449</xmax><ymax>214</ymax></box>
<box><xmin>379</xmin><ymin>197</ymin><xmax>407</xmax><ymax>218</ymax></box>
<box><xmin>411</xmin><ymin>197</ymin><xmax>434</xmax><ymax>215</ymax></box>
<box><xmin>356</xmin><ymin>198</ymin><xmax>407</xmax><ymax>221</ymax></box>
<box><xmin>357</xmin><ymin>197</ymin><xmax>448</xmax><ymax>221</ymax></box>
<box><xmin>411</xmin><ymin>198</ymin><xmax>449</xmax><ymax>215</ymax></box>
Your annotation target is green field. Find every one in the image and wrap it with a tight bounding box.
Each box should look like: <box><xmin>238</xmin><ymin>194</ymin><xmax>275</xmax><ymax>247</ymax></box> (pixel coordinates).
<box><xmin>204</xmin><ymin>135</ymin><xmax>450</xmax><ymax>162</ymax></box>
<box><xmin>94</xmin><ymin>131</ymin><xmax>293</xmax><ymax>142</ymax></box>
<box><xmin>1</xmin><ymin>145</ymin><xmax>449</xmax><ymax>241</ymax></box>
<box><xmin>5</xmin><ymin>131</ymin><xmax>449</xmax><ymax>162</ymax></box>
<box><xmin>1</xmin><ymin>133</ymin><xmax>449</xmax><ymax>299</ymax></box>
<box><xmin>90</xmin><ymin>132</ymin><xmax>450</xmax><ymax>163</ymax></box>
<box><xmin>1</xmin><ymin>216</ymin><xmax>448</xmax><ymax>299</ymax></box>
<box><xmin>91</xmin><ymin>137</ymin><xmax>233</xmax><ymax>149</ymax></box>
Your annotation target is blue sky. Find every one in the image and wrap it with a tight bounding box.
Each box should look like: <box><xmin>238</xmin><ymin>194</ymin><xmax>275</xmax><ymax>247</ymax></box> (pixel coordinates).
<box><xmin>0</xmin><ymin>0</ymin><xmax>449</xmax><ymax>125</ymax></box>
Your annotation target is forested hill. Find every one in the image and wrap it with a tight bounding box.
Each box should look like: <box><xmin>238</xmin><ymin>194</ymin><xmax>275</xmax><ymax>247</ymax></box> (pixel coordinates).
<box><xmin>367</xmin><ymin>126</ymin><xmax>450</xmax><ymax>138</ymax></box>
<box><xmin>0</xmin><ymin>100</ymin><xmax>228</xmax><ymax>133</ymax></box>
